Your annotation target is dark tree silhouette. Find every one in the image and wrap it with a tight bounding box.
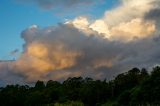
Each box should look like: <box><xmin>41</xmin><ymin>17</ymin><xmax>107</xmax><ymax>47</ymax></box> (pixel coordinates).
<box><xmin>0</xmin><ymin>66</ymin><xmax>160</xmax><ymax>106</ymax></box>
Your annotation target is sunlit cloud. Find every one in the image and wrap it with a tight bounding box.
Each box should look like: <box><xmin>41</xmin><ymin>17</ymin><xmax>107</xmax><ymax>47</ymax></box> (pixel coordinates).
<box><xmin>0</xmin><ymin>0</ymin><xmax>160</xmax><ymax>84</ymax></box>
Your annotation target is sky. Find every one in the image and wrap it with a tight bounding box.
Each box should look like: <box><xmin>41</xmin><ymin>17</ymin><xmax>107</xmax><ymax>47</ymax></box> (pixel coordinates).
<box><xmin>0</xmin><ymin>0</ymin><xmax>119</xmax><ymax>60</ymax></box>
<box><xmin>0</xmin><ymin>0</ymin><xmax>160</xmax><ymax>86</ymax></box>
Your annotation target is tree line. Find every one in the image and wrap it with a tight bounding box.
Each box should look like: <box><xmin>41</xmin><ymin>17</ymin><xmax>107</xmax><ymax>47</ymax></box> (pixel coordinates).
<box><xmin>0</xmin><ymin>66</ymin><xmax>160</xmax><ymax>106</ymax></box>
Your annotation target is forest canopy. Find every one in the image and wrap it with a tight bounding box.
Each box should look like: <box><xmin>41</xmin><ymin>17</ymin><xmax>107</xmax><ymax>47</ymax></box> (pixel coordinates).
<box><xmin>0</xmin><ymin>66</ymin><xmax>160</xmax><ymax>106</ymax></box>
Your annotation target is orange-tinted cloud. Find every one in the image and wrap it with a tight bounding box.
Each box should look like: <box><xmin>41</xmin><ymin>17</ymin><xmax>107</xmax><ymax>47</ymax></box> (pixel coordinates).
<box><xmin>0</xmin><ymin>0</ymin><xmax>160</xmax><ymax>85</ymax></box>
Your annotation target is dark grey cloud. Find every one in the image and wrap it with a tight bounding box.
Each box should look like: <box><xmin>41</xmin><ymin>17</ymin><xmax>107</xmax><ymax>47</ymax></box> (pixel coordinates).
<box><xmin>144</xmin><ymin>0</ymin><xmax>160</xmax><ymax>25</ymax></box>
<box><xmin>18</xmin><ymin>0</ymin><xmax>101</xmax><ymax>10</ymax></box>
<box><xmin>144</xmin><ymin>3</ymin><xmax>160</xmax><ymax>34</ymax></box>
<box><xmin>1</xmin><ymin>0</ymin><xmax>160</xmax><ymax>85</ymax></box>
<box><xmin>145</xmin><ymin>9</ymin><xmax>160</xmax><ymax>20</ymax></box>
<box><xmin>10</xmin><ymin>49</ymin><xmax>19</xmax><ymax>55</ymax></box>
<box><xmin>1</xmin><ymin>23</ymin><xmax>160</xmax><ymax>84</ymax></box>
<box><xmin>0</xmin><ymin>61</ymin><xmax>25</xmax><ymax>86</ymax></box>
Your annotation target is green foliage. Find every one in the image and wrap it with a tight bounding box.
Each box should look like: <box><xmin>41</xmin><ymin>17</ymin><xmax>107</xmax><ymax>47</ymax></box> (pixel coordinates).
<box><xmin>54</xmin><ymin>101</ymin><xmax>84</xmax><ymax>106</ymax></box>
<box><xmin>0</xmin><ymin>66</ymin><xmax>160</xmax><ymax>106</ymax></box>
<box><xmin>35</xmin><ymin>80</ymin><xmax>45</xmax><ymax>90</ymax></box>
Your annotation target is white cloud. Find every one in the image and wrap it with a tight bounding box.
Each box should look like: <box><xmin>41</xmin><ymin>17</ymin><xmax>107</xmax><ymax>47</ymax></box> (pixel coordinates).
<box><xmin>110</xmin><ymin>18</ymin><xmax>156</xmax><ymax>41</ymax></box>
<box><xmin>104</xmin><ymin>0</ymin><xmax>156</xmax><ymax>26</ymax></box>
<box><xmin>0</xmin><ymin>0</ymin><xmax>160</xmax><ymax>85</ymax></box>
<box><xmin>67</xmin><ymin>0</ymin><xmax>157</xmax><ymax>42</ymax></box>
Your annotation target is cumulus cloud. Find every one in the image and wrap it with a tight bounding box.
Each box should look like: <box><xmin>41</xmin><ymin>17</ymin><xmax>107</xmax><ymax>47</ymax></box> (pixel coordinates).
<box><xmin>0</xmin><ymin>0</ymin><xmax>160</xmax><ymax>84</ymax></box>
<box><xmin>0</xmin><ymin>61</ymin><xmax>24</xmax><ymax>86</ymax></box>
<box><xmin>110</xmin><ymin>18</ymin><xmax>156</xmax><ymax>41</ymax></box>
<box><xmin>144</xmin><ymin>2</ymin><xmax>160</xmax><ymax>34</ymax></box>
<box><xmin>103</xmin><ymin>0</ymin><xmax>156</xmax><ymax>26</ymax></box>
<box><xmin>68</xmin><ymin>16</ymin><xmax>156</xmax><ymax>42</ymax></box>
<box><xmin>0</xmin><ymin>23</ymin><xmax>121</xmax><ymax>83</ymax></box>
<box><xmin>68</xmin><ymin>0</ymin><xmax>158</xmax><ymax>42</ymax></box>
<box><xmin>0</xmin><ymin>22</ymin><xmax>158</xmax><ymax>83</ymax></box>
